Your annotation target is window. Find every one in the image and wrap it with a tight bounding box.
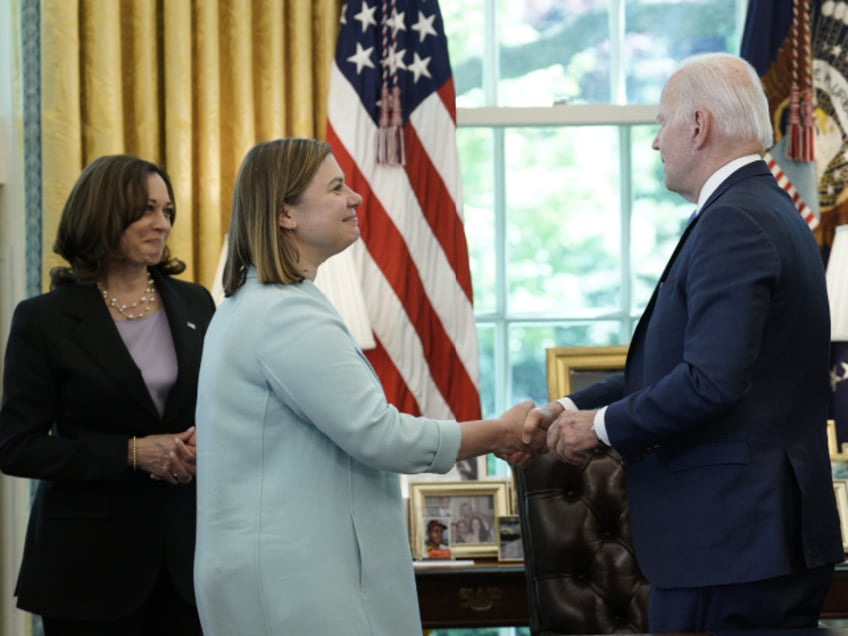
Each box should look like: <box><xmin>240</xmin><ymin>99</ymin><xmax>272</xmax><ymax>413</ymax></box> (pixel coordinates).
<box><xmin>442</xmin><ymin>0</ymin><xmax>748</xmax><ymax>474</ymax></box>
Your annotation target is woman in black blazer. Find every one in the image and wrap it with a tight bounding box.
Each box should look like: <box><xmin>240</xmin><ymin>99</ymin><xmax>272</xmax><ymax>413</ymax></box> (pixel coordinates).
<box><xmin>0</xmin><ymin>155</ymin><xmax>215</xmax><ymax>635</ymax></box>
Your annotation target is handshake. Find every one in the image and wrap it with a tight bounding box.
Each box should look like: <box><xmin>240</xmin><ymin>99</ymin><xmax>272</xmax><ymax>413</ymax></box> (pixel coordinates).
<box><xmin>494</xmin><ymin>400</ymin><xmax>601</xmax><ymax>469</ymax></box>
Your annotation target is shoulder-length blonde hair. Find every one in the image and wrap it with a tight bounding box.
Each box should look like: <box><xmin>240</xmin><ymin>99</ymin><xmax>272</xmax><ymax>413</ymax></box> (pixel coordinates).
<box><xmin>50</xmin><ymin>155</ymin><xmax>185</xmax><ymax>288</ymax></box>
<box><xmin>223</xmin><ymin>138</ymin><xmax>332</xmax><ymax>296</ymax></box>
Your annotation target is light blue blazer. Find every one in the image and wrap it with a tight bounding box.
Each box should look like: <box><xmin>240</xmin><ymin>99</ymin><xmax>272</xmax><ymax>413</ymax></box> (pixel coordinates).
<box><xmin>194</xmin><ymin>271</ymin><xmax>461</xmax><ymax>636</ymax></box>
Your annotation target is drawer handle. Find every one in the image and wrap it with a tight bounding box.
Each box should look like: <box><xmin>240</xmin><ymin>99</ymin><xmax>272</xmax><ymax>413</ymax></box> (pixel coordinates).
<box><xmin>459</xmin><ymin>586</ymin><xmax>502</xmax><ymax>613</ymax></box>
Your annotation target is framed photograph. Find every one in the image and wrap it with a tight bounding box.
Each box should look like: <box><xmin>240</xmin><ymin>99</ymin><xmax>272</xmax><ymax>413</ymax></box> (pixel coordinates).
<box><xmin>421</xmin><ymin>516</ymin><xmax>452</xmax><ymax>559</ymax></box>
<box><xmin>403</xmin><ymin>456</ymin><xmax>485</xmax><ymax>488</ymax></box>
<box><xmin>546</xmin><ymin>345</ymin><xmax>629</xmax><ymax>401</ymax></box>
<box><xmin>829</xmin><ymin>419</ymin><xmax>840</xmax><ymax>457</ymax></box>
<box><xmin>408</xmin><ymin>480</ymin><xmax>512</xmax><ymax>559</ymax></box>
<box><xmin>829</xmin><ymin>419</ymin><xmax>848</xmax><ymax>461</ymax></box>
<box><xmin>496</xmin><ymin>515</ymin><xmax>524</xmax><ymax>562</ymax></box>
<box><xmin>835</xmin><ymin>480</ymin><xmax>848</xmax><ymax>553</ymax></box>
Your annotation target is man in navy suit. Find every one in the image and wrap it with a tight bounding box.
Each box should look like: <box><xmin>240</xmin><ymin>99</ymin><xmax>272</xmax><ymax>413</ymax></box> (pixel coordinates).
<box><xmin>524</xmin><ymin>53</ymin><xmax>844</xmax><ymax>632</ymax></box>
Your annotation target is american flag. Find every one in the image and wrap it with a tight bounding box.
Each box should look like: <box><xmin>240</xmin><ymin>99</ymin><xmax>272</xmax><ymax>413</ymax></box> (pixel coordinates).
<box><xmin>326</xmin><ymin>1</ymin><xmax>482</xmax><ymax>429</ymax></box>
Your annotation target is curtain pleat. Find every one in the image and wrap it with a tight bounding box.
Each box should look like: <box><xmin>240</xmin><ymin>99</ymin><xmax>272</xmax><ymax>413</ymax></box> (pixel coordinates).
<box><xmin>191</xmin><ymin>1</ymin><xmax>224</xmax><ymax>284</ymax></box>
<box><xmin>40</xmin><ymin>2</ymin><xmax>82</xmax><ymax>283</ymax></box>
<box><xmin>80</xmin><ymin>2</ymin><xmax>124</xmax><ymax>157</ymax></box>
<box><xmin>286</xmin><ymin>1</ymin><xmax>314</xmax><ymax>136</ymax></box>
<box><xmin>125</xmin><ymin>0</ymin><xmax>160</xmax><ymax>174</ymax></box>
<box><xmin>162</xmin><ymin>0</ymin><xmax>195</xmax><ymax>285</ymax></box>
<box><xmin>254</xmin><ymin>1</ymin><xmax>285</xmax><ymax>143</ymax></box>
<box><xmin>40</xmin><ymin>0</ymin><xmax>341</xmax><ymax>291</ymax></box>
<box><xmin>312</xmin><ymin>2</ymin><xmax>338</xmax><ymax>136</ymax></box>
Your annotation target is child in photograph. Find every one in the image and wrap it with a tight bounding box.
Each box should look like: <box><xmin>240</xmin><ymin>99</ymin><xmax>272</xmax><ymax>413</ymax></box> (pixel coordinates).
<box><xmin>424</xmin><ymin>519</ymin><xmax>451</xmax><ymax>558</ymax></box>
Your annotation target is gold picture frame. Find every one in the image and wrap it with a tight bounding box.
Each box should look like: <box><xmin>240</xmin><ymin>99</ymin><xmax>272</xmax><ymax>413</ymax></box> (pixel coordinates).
<box><xmin>408</xmin><ymin>480</ymin><xmax>512</xmax><ymax>560</ymax></box>
<box><xmin>546</xmin><ymin>345</ymin><xmax>629</xmax><ymax>401</ymax></box>
<box><xmin>834</xmin><ymin>479</ymin><xmax>848</xmax><ymax>552</ymax></box>
<box><xmin>828</xmin><ymin>419</ymin><xmax>848</xmax><ymax>461</ymax></box>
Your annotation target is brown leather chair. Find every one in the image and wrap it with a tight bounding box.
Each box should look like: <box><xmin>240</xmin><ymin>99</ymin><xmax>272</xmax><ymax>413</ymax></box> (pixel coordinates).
<box><xmin>513</xmin><ymin>448</ymin><xmax>649</xmax><ymax>635</ymax></box>
<box><xmin>512</xmin><ymin>345</ymin><xmax>649</xmax><ymax>634</ymax></box>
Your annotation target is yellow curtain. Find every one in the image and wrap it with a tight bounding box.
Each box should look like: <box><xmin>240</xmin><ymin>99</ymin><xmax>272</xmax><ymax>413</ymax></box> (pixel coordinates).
<box><xmin>40</xmin><ymin>0</ymin><xmax>341</xmax><ymax>290</ymax></box>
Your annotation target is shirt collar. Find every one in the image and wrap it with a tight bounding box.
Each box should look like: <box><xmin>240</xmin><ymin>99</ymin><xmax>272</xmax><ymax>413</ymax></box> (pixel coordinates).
<box><xmin>695</xmin><ymin>154</ymin><xmax>762</xmax><ymax>215</ymax></box>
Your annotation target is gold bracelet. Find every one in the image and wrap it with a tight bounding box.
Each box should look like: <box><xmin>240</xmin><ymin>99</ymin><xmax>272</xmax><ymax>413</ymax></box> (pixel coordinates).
<box><xmin>132</xmin><ymin>436</ymin><xmax>137</xmax><ymax>471</ymax></box>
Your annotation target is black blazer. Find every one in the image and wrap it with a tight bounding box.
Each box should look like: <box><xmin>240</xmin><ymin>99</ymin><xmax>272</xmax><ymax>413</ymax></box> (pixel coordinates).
<box><xmin>0</xmin><ymin>269</ymin><xmax>215</xmax><ymax>620</ymax></box>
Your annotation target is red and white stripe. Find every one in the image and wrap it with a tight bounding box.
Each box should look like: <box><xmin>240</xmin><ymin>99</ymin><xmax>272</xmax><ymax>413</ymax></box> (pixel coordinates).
<box><xmin>765</xmin><ymin>151</ymin><xmax>819</xmax><ymax>230</ymax></box>
<box><xmin>327</xmin><ymin>65</ymin><xmax>481</xmax><ymax>421</ymax></box>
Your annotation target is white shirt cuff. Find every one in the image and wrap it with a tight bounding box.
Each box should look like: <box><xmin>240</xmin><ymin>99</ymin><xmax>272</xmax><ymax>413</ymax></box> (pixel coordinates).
<box><xmin>556</xmin><ymin>397</ymin><xmax>577</xmax><ymax>411</ymax></box>
<box><xmin>593</xmin><ymin>406</ymin><xmax>610</xmax><ymax>446</ymax></box>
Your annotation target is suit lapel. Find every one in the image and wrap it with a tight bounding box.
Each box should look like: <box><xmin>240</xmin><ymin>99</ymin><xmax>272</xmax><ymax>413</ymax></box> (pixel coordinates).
<box><xmin>67</xmin><ymin>284</ymin><xmax>160</xmax><ymax>418</ymax></box>
<box><xmin>630</xmin><ymin>210</ymin><xmax>703</xmax><ymax>349</ymax></box>
<box><xmin>153</xmin><ymin>272</ymin><xmax>201</xmax><ymax>423</ymax></box>
<box><xmin>626</xmin><ymin>159</ymin><xmax>772</xmax><ymax>376</ymax></box>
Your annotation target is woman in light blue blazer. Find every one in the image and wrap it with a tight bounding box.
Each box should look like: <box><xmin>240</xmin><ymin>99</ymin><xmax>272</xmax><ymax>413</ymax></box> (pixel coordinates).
<box><xmin>194</xmin><ymin>138</ymin><xmax>541</xmax><ymax>636</ymax></box>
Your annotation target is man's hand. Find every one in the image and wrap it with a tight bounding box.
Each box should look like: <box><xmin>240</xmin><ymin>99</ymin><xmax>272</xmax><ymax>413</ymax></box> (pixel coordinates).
<box><xmin>522</xmin><ymin>402</ymin><xmax>562</xmax><ymax>452</ymax></box>
<box><xmin>494</xmin><ymin>402</ymin><xmax>563</xmax><ymax>468</ymax></box>
<box><xmin>546</xmin><ymin>409</ymin><xmax>599</xmax><ymax>465</ymax></box>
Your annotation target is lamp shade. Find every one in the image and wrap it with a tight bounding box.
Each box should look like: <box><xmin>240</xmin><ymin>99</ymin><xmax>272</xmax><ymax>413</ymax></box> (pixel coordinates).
<box><xmin>210</xmin><ymin>236</ymin><xmax>375</xmax><ymax>350</ymax></box>
<box><xmin>828</xmin><ymin>225</ymin><xmax>848</xmax><ymax>341</ymax></box>
<box><xmin>826</xmin><ymin>224</ymin><xmax>848</xmax><ymax>445</ymax></box>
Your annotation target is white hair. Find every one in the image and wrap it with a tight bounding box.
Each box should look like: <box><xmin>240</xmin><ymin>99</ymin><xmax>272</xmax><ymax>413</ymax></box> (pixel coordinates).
<box><xmin>670</xmin><ymin>52</ymin><xmax>774</xmax><ymax>151</ymax></box>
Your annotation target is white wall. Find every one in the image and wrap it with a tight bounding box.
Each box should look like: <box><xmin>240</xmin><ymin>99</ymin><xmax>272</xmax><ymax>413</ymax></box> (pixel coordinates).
<box><xmin>0</xmin><ymin>0</ymin><xmax>34</xmax><ymax>633</ymax></box>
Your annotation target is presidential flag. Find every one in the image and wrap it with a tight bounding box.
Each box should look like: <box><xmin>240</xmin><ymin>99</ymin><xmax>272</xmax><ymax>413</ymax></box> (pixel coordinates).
<box><xmin>326</xmin><ymin>1</ymin><xmax>482</xmax><ymax>437</ymax></box>
<box><xmin>741</xmin><ymin>0</ymin><xmax>819</xmax><ymax>229</ymax></box>
<box><xmin>812</xmin><ymin>1</ymin><xmax>848</xmax><ymax>443</ymax></box>
<box><xmin>811</xmin><ymin>0</ymin><xmax>848</xmax><ymax>240</ymax></box>
<box><xmin>741</xmin><ymin>0</ymin><xmax>848</xmax><ymax>240</ymax></box>
<box><xmin>744</xmin><ymin>1</ymin><xmax>848</xmax><ymax>443</ymax></box>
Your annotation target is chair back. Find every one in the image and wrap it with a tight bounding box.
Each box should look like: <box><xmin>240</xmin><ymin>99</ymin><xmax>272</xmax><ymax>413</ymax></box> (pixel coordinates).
<box><xmin>513</xmin><ymin>345</ymin><xmax>650</xmax><ymax>634</ymax></box>
<box><xmin>513</xmin><ymin>449</ymin><xmax>649</xmax><ymax>635</ymax></box>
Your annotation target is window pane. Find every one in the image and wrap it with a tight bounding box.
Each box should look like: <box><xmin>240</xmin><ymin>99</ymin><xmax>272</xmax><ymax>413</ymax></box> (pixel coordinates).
<box><xmin>476</xmin><ymin>323</ymin><xmax>496</xmax><ymax>418</ymax></box>
<box><xmin>510</xmin><ymin>324</ymin><xmax>550</xmax><ymax>406</ymax></box>
<box><xmin>442</xmin><ymin>1</ymin><xmax>488</xmax><ymax>107</ymax></box>
<box><xmin>630</xmin><ymin>123</ymin><xmax>691</xmax><ymax>310</ymax></box>
<box><xmin>510</xmin><ymin>322</ymin><xmax>622</xmax><ymax>406</ymax></box>
<box><xmin>458</xmin><ymin>128</ymin><xmax>497</xmax><ymax>314</ymax></box>
<box><xmin>505</xmin><ymin>127</ymin><xmax>621</xmax><ymax>317</ymax></box>
<box><xmin>447</xmin><ymin>0</ymin><xmax>617</xmax><ymax>107</ymax></box>
<box><xmin>497</xmin><ymin>1</ymin><xmax>613</xmax><ymax>106</ymax></box>
<box><xmin>446</xmin><ymin>0</ymin><xmax>742</xmax><ymax>107</ymax></box>
<box><xmin>625</xmin><ymin>0</ymin><xmax>740</xmax><ymax>103</ymax></box>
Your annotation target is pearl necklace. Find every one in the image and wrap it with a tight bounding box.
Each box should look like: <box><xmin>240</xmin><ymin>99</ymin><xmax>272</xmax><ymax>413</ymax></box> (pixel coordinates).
<box><xmin>97</xmin><ymin>272</ymin><xmax>157</xmax><ymax>320</ymax></box>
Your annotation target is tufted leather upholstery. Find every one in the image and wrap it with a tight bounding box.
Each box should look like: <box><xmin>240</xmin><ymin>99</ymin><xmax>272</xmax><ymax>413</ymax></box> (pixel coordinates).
<box><xmin>513</xmin><ymin>445</ymin><xmax>650</xmax><ymax>635</ymax></box>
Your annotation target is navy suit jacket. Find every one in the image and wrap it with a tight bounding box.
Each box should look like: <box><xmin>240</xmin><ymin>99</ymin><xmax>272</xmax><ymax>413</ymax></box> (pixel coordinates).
<box><xmin>0</xmin><ymin>269</ymin><xmax>215</xmax><ymax>619</ymax></box>
<box><xmin>569</xmin><ymin>160</ymin><xmax>844</xmax><ymax>588</ymax></box>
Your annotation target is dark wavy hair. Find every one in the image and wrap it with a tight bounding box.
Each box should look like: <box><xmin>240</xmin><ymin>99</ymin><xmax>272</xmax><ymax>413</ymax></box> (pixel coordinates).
<box><xmin>50</xmin><ymin>155</ymin><xmax>186</xmax><ymax>288</ymax></box>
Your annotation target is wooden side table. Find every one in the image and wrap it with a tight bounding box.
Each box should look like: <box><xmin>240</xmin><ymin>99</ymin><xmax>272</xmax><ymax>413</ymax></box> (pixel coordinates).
<box><xmin>415</xmin><ymin>560</ymin><xmax>848</xmax><ymax>629</ymax></box>
<box><xmin>415</xmin><ymin>560</ymin><xmax>527</xmax><ymax>629</ymax></box>
<box><xmin>823</xmin><ymin>561</ymin><xmax>848</xmax><ymax>620</ymax></box>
